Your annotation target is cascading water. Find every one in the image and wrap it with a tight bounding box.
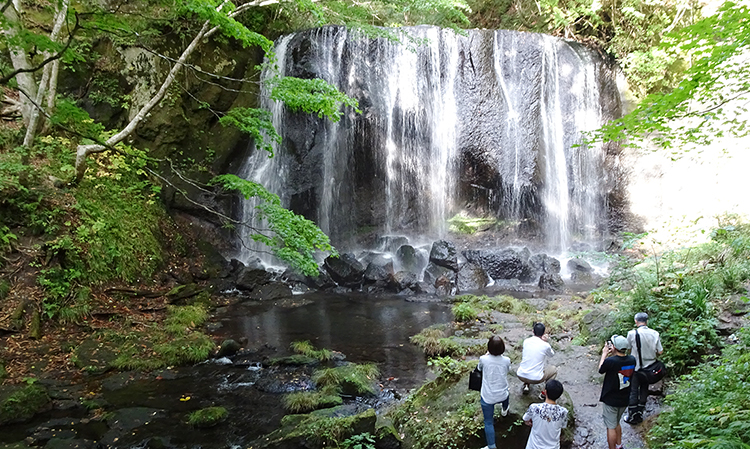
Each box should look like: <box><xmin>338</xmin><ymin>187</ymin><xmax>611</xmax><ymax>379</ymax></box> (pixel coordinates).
<box><xmin>236</xmin><ymin>26</ymin><xmax>619</xmax><ymax>265</ymax></box>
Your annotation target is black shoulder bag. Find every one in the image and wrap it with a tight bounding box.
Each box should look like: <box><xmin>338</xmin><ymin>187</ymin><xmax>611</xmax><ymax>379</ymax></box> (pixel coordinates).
<box><xmin>469</xmin><ymin>366</ymin><xmax>482</xmax><ymax>391</ymax></box>
<box><xmin>635</xmin><ymin>328</ymin><xmax>667</xmax><ymax>384</ymax></box>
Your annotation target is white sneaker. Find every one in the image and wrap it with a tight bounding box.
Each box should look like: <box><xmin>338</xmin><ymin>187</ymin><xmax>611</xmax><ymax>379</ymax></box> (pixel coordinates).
<box><xmin>501</xmin><ymin>403</ymin><xmax>509</xmax><ymax>417</ymax></box>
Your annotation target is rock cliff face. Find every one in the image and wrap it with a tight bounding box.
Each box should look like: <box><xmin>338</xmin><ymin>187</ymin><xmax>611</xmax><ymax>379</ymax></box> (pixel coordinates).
<box><xmin>235</xmin><ymin>26</ymin><xmax>624</xmax><ymax>257</ymax></box>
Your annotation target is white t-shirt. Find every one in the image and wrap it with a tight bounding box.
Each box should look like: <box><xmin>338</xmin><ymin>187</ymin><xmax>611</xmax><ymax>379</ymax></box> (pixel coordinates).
<box><xmin>478</xmin><ymin>353</ymin><xmax>511</xmax><ymax>404</ymax></box>
<box><xmin>516</xmin><ymin>336</ymin><xmax>554</xmax><ymax>381</ymax></box>
<box><xmin>522</xmin><ymin>402</ymin><xmax>568</xmax><ymax>449</ymax></box>
<box><xmin>626</xmin><ymin>325</ymin><xmax>663</xmax><ymax>370</ymax></box>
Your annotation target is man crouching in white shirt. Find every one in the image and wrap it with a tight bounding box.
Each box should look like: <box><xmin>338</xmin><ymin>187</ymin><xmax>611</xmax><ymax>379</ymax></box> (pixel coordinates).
<box><xmin>516</xmin><ymin>323</ymin><xmax>557</xmax><ymax>399</ymax></box>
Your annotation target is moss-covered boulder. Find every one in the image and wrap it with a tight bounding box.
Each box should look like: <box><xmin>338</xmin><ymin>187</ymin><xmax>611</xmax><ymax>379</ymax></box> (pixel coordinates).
<box><xmin>388</xmin><ymin>361</ymin><xmax>575</xmax><ymax>449</ymax></box>
<box><xmin>0</xmin><ymin>383</ymin><xmax>51</xmax><ymax>425</ymax></box>
<box><xmin>257</xmin><ymin>408</ymin><xmax>376</xmax><ymax>449</ymax></box>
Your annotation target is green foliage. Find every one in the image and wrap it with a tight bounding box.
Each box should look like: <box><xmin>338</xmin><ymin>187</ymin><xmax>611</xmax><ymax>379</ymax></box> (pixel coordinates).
<box><xmin>187</xmin><ymin>406</ymin><xmax>228</xmax><ymax>427</ymax></box>
<box><xmin>467</xmin><ymin>0</ymin><xmax>696</xmax><ymax>98</ymax></box>
<box><xmin>270</xmin><ymin>76</ymin><xmax>361</xmax><ymax>123</ymax></box>
<box><xmin>452</xmin><ymin>302</ymin><xmax>478</xmax><ymax>322</ymax></box>
<box><xmin>279</xmin><ymin>409</ymin><xmax>376</xmax><ymax>447</ymax></box>
<box><xmin>342</xmin><ymin>432</ymin><xmax>376</xmax><ymax>449</ymax></box>
<box><xmin>218</xmin><ymin>107</ymin><xmax>280</xmax><ymax>156</ymax></box>
<box><xmin>269</xmin><ymin>0</ymin><xmax>470</xmax><ymax>34</ymax></box>
<box><xmin>0</xmin><ymin>384</ymin><xmax>50</xmax><ymax>425</ymax></box>
<box><xmin>180</xmin><ymin>0</ymin><xmax>273</xmax><ymax>51</ymax></box>
<box><xmin>290</xmin><ymin>340</ymin><xmax>334</xmax><ymax>361</ymax></box>
<box><xmin>427</xmin><ymin>356</ymin><xmax>470</xmax><ymax>382</ymax></box>
<box><xmin>282</xmin><ymin>389</ymin><xmax>343</xmax><ymax>413</ymax></box>
<box><xmin>312</xmin><ymin>363</ymin><xmax>380</xmax><ymax>396</ymax></box>
<box><xmin>105</xmin><ymin>305</ymin><xmax>214</xmax><ymax>371</ymax></box>
<box><xmin>591</xmin><ymin>1</ymin><xmax>750</xmax><ymax>150</ymax></box>
<box><xmin>599</xmin><ymin>222</ymin><xmax>750</xmax><ymax>375</ymax></box>
<box><xmin>211</xmin><ymin>174</ymin><xmax>335</xmax><ymax>276</ymax></box>
<box><xmin>648</xmin><ymin>327</ymin><xmax>750</xmax><ymax>449</ymax></box>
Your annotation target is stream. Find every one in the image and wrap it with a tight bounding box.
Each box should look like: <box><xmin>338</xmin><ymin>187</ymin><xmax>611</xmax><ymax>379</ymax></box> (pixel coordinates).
<box><xmin>1</xmin><ymin>294</ymin><xmax>453</xmax><ymax>449</ymax></box>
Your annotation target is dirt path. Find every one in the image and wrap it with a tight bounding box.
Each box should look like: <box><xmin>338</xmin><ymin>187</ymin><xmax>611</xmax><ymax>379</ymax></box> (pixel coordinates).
<box><xmin>492</xmin><ymin>307</ymin><xmax>660</xmax><ymax>449</ymax></box>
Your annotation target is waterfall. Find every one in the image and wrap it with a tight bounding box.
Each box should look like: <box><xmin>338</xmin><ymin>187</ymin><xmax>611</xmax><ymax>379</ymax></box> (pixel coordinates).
<box><xmin>236</xmin><ymin>26</ymin><xmax>619</xmax><ymax>263</ymax></box>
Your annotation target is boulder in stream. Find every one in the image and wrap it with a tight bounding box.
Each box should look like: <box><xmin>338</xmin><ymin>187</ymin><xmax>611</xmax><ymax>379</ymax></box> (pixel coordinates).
<box><xmin>429</xmin><ymin>240</ymin><xmax>459</xmax><ymax>271</ymax></box>
<box><xmin>324</xmin><ymin>253</ymin><xmax>366</xmax><ymax>287</ymax></box>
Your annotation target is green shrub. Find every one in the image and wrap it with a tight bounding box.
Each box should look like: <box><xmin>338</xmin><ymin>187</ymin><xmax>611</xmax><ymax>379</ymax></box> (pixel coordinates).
<box><xmin>452</xmin><ymin>302</ymin><xmax>478</xmax><ymax>322</ymax></box>
<box><xmin>187</xmin><ymin>406</ymin><xmax>228</xmax><ymax>427</ymax></box>
<box><xmin>648</xmin><ymin>327</ymin><xmax>750</xmax><ymax>449</ymax></box>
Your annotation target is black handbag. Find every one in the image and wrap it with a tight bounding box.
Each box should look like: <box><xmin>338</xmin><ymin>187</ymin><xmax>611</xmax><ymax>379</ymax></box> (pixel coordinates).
<box><xmin>469</xmin><ymin>367</ymin><xmax>482</xmax><ymax>391</ymax></box>
<box><xmin>635</xmin><ymin>329</ymin><xmax>667</xmax><ymax>383</ymax></box>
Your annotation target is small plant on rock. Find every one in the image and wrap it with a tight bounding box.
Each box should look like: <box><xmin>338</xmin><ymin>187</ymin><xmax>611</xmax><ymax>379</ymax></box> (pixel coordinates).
<box><xmin>187</xmin><ymin>406</ymin><xmax>228</xmax><ymax>427</ymax></box>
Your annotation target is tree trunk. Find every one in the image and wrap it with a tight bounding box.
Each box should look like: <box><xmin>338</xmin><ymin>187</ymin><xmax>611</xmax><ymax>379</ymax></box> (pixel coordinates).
<box><xmin>3</xmin><ymin>0</ymin><xmax>37</xmax><ymax>126</ymax></box>
<box><xmin>23</xmin><ymin>0</ymin><xmax>69</xmax><ymax>147</ymax></box>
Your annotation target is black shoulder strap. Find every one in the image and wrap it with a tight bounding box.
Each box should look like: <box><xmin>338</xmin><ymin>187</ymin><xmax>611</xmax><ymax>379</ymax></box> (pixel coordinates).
<box><xmin>635</xmin><ymin>328</ymin><xmax>644</xmax><ymax>368</ymax></box>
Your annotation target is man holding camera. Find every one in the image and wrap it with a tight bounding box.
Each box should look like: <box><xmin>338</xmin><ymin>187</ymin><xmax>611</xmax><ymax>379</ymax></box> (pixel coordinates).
<box><xmin>624</xmin><ymin>312</ymin><xmax>663</xmax><ymax>425</ymax></box>
<box><xmin>599</xmin><ymin>335</ymin><xmax>635</xmax><ymax>449</ymax></box>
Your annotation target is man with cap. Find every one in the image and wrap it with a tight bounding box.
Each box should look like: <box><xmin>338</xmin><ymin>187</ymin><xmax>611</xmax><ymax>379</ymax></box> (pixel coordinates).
<box><xmin>598</xmin><ymin>335</ymin><xmax>636</xmax><ymax>449</ymax></box>
<box><xmin>624</xmin><ymin>312</ymin><xmax>663</xmax><ymax>424</ymax></box>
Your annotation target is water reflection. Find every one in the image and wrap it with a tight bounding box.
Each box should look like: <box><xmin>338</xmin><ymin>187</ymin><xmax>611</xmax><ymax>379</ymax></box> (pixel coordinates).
<box><xmin>215</xmin><ymin>293</ymin><xmax>452</xmax><ymax>390</ymax></box>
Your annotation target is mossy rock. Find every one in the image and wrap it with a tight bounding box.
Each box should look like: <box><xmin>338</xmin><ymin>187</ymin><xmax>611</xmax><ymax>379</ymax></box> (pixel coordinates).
<box><xmin>388</xmin><ymin>366</ymin><xmax>575</xmax><ymax>449</ymax></box>
<box><xmin>187</xmin><ymin>406</ymin><xmax>228</xmax><ymax>428</ymax></box>
<box><xmin>74</xmin><ymin>337</ymin><xmax>119</xmax><ymax>374</ymax></box>
<box><xmin>258</xmin><ymin>408</ymin><xmax>377</xmax><ymax>449</ymax></box>
<box><xmin>0</xmin><ymin>384</ymin><xmax>51</xmax><ymax>425</ymax></box>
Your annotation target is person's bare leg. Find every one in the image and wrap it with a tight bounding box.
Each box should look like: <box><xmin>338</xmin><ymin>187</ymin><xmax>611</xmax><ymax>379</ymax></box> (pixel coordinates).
<box><xmin>606</xmin><ymin>428</ymin><xmax>618</xmax><ymax>449</ymax></box>
<box><xmin>616</xmin><ymin>424</ymin><xmax>622</xmax><ymax>447</ymax></box>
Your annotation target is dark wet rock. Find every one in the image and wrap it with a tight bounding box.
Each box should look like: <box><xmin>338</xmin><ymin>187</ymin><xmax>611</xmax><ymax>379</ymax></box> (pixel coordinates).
<box><xmin>43</xmin><ymin>439</ymin><xmax>98</xmax><ymax>449</ymax></box>
<box><xmin>567</xmin><ymin>258</ymin><xmax>592</xmax><ymax>274</ymax></box>
<box><xmin>435</xmin><ymin>275</ymin><xmax>453</xmax><ymax>296</ymax></box>
<box><xmin>26</xmin><ymin>428</ymin><xmax>77</xmax><ymax>447</ymax></box>
<box><xmin>456</xmin><ymin>263</ymin><xmax>490</xmax><ymax>292</ymax></box>
<box><xmin>463</xmin><ymin>248</ymin><xmax>533</xmax><ymax>282</ymax></box>
<box><xmin>529</xmin><ymin>253</ymin><xmax>561</xmax><ymax>278</ymax></box>
<box><xmin>364</xmin><ymin>258</ymin><xmax>394</xmax><ymax>284</ymax></box>
<box><xmin>74</xmin><ymin>339</ymin><xmax>118</xmax><ymax>375</ymax></box>
<box><xmin>415</xmin><ymin>281</ymin><xmax>436</xmax><ymax>295</ymax></box>
<box><xmin>539</xmin><ymin>273</ymin><xmax>565</xmax><ymax>291</ymax></box>
<box><xmin>324</xmin><ymin>253</ymin><xmax>366</xmax><ymax>287</ymax></box>
<box><xmin>305</xmin><ymin>268</ymin><xmax>337</xmax><ymax>290</ymax></box>
<box><xmin>376</xmin><ymin>235</ymin><xmax>409</xmax><ymax>253</ymax></box>
<box><xmin>389</xmin><ymin>271</ymin><xmax>418</xmax><ymax>292</ymax></box>
<box><xmin>218</xmin><ymin>339</ymin><xmax>242</xmax><ymax>357</ymax></box>
<box><xmin>101</xmin><ymin>408</ymin><xmax>164</xmax><ymax>446</ymax></box>
<box><xmin>245</xmin><ymin>282</ymin><xmax>293</xmax><ymax>301</ymax></box>
<box><xmin>235</xmin><ymin>267</ymin><xmax>274</xmax><ymax>291</ymax></box>
<box><xmin>429</xmin><ymin>240</ymin><xmax>459</xmax><ymax>271</ymax></box>
<box><xmin>423</xmin><ymin>262</ymin><xmax>456</xmax><ymax>287</ymax></box>
<box><xmin>395</xmin><ymin>245</ymin><xmax>426</xmax><ymax>273</ymax></box>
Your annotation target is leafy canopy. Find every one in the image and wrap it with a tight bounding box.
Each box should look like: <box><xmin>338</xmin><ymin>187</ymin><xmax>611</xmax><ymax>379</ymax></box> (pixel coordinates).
<box><xmin>589</xmin><ymin>1</ymin><xmax>750</xmax><ymax>151</ymax></box>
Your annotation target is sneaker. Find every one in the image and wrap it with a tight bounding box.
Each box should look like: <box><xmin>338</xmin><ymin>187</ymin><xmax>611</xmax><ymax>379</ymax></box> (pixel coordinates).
<box><xmin>522</xmin><ymin>384</ymin><xmax>530</xmax><ymax>394</ymax></box>
<box><xmin>624</xmin><ymin>413</ymin><xmax>643</xmax><ymax>425</ymax></box>
<box><xmin>501</xmin><ymin>403</ymin><xmax>509</xmax><ymax>417</ymax></box>
<box><xmin>539</xmin><ymin>392</ymin><xmax>546</xmax><ymax>401</ymax></box>
<box><xmin>615</xmin><ymin>444</ymin><xmax>625</xmax><ymax>449</ymax></box>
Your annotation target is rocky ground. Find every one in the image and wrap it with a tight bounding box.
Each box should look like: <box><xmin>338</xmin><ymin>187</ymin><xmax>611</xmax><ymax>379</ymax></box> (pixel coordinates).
<box><xmin>489</xmin><ymin>301</ymin><xmax>659</xmax><ymax>449</ymax></box>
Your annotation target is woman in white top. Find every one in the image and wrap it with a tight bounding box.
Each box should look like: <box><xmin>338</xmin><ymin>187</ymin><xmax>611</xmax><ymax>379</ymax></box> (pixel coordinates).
<box><xmin>478</xmin><ymin>335</ymin><xmax>511</xmax><ymax>449</ymax></box>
